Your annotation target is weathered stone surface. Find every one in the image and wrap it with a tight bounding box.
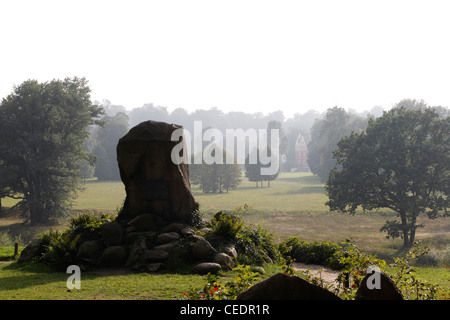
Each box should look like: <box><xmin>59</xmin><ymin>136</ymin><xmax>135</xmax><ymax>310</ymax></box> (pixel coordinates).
<box><xmin>153</xmin><ymin>242</ymin><xmax>177</xmax><ymax>253</ymax></box>
<box><xmin>127</xmin><ymin>213</ymin><xmax>165</xmax><ymax>232</ymax></box>
<box><xmin>126</xmin><ymin>231</ymin><xmax>157</xmax><ymax>245</ymax></box>
<box><xmin>213</xmin><ymin>252</ymin><xmax>234</xmax><ymax>270</ymax></box>
<box><xmin>18</xmin><ymin>239</ymin><xmax>46</xmax><ymax>263</ymax></box>
<box><xmin>98</xmin><ymin>246</ymin><xmax>128</xmax><ymax>267</ymax></box>
<box><xmin>142</xmin><ymin>249</ymin><xmax>170</xmax><ymax>262</ymax></box>
<box><xmin>180</xmin><ymin>227</ymin><xmax>195</xmax><ymax>236</ymax></box>
<box><xmin>146</xmin><ymin>263</ymin><xmax>164</xmax><ymax>272</ymax></box>
<box><xmin>190</xmin><ymin>235</ymin><xmax>217</xmax><ymax>260</ymax></box>
<box><xmin>163</xmin><ymin>223</ymin><xmax>186</xmax><ymax>233</ymax></box>
<box><xmin>237</xmin><ymin>273</ymin><xmax>341</xmax><ymax>300</ymax></box>
<box><xmin>356</xmin><ymin>271</ymin><xmax>404</xmax><ymax>300</ymax></box>
<box><xmin>98</xmin><ymin>221</ymin><xmax>124</xmax><ymax>246</ymax></box>
<box><xmin>198</xmin><ymin>227</ymin><xmax>212</xmax><ymax>234</ymax></box>
<box><xmin>193</xmin><ymin>262</ymin><xmax>222</xmax><ymax>275</ymax></box>
<box><xmin>223</xmin><ymin>245</ymin><xmax>238</xmax><ymax>259</ymax></box>
<box><xmin>125</xmin><ymin>238</ymin><xmax>147</xmax><ymax>268</ymax></box>
<box><xmin>76</xmin><ymin>240</ymin><xmax>104</xmax><ymax>264</ymax></box>
<box><xmin>116</xmin><ymin>120</ymin><xmax>198</xmax><ymax>223</ymax></box>
<box><xmin>156</xmin><ymin>232</ymin><xmax>180</xmax><ymax>244</ymax></box>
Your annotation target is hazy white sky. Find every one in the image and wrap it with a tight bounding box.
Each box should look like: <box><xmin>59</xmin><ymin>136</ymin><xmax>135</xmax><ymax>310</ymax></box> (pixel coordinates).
<box><xmin>1</xmin><ymin>0</ymin><xmax>450</xmax><ymax>117</ymax></box>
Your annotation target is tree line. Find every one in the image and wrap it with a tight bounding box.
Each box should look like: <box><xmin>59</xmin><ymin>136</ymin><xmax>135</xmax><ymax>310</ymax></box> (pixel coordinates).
<box><xmin>80</xmin><ymin>99</ymin><xmax>386</xmax><ymax>183</ymax></box>
<box><xmin>0</xmin><ymin>77</ymin><xmax>447</xmax><ymax>244</ymax></box>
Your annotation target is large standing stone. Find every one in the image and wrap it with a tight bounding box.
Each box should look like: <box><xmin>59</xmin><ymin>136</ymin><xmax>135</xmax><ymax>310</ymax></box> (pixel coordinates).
<box><xmin>116</xmin><ymin>120</ymin><xmax>198</xmax><ymax>224</ymax></box>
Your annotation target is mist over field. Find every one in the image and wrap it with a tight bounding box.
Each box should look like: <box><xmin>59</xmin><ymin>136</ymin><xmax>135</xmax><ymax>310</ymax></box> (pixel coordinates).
<box><xmin>0</xmin><ymin>1</ymin><xmax>449</xmax><ymax>302</ymax></box>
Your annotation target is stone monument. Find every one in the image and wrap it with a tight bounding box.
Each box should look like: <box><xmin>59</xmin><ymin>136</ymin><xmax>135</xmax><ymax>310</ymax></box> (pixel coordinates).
<box><xmin>116</xmin><ymin>120</ymin><xmax>198</xmax><ymax>224</ymax></box>
<box><xmin>20</xmin><ymin>120</ymin><xmax>235</xmax><ymax>275</ymax></box>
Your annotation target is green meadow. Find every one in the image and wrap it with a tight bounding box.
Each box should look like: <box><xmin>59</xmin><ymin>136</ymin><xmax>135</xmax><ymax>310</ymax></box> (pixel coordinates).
<box><xmin>2</xmin><ymin>172</ymin><xmax>449</xmax><ymax>258</ymax></box>
<box><xmin>1</xmin><ymin>172</ymin><xmax>449</xmax><ymax>299</ymax></box>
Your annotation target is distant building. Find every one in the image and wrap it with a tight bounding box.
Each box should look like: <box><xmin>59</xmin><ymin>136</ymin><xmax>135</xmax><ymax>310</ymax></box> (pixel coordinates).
<box><xmin>294</xmin><ymin>134</ymin><xmax>310</xmax><ymax>172</ymax></box>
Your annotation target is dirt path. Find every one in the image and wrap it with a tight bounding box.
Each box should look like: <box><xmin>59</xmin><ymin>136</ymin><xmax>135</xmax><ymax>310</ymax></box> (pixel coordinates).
<box><xmin>292</xmin><ymin>262</ymin><xmax>340</xmax><ymax>287</ymax></box>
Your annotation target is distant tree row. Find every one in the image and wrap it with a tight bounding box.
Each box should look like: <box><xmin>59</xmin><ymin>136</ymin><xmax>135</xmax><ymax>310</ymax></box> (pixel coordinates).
<box><xmin>2</xmin><ymin>76</ymin><xmax>447</xmax><ymax>231</ymax></box>
<box><xmin>81</xmin><ymin>112</ymin><xmax>129</xmax><ymax>182</ymax></box>
<box><xmin>81</xmin><ymin>99</ymin><xmax>396</xmax><ymax>183</ymax></box>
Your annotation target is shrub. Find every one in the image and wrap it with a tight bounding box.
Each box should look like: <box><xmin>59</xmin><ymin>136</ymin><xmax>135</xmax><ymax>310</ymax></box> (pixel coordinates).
<box><xmin>40</xmin><ymin>229</ymin><xmax>80</xmax><ymax>270</ymax></box>
<box><xmin>278</xmin><ymin>237</ymin><xmax>341</xmax><ymax>267</ymax></box>
<box><xmin>0</xmin><ymin>230</ymin><xmax>23</xmax><ymax>247</ymax></box>
<box><xmin>182</xmin><ymin>265</ymin><xmax>259</xmax><ymax>300</ymax></box>
<box><xmin>69</xmin><ymin>212</ymin><xmax>112</xmax><ymax>230</ymax></box>
<box><xmin>389</xmin><ymin>244</ymin><xmax>444</xmax><ymax>300</ymax></box>
<box><xmin>415</xmin><ymin>248</ymin><xmax>440</xmax><ymax>267</ymax></box>
<box><xmin>37</xmin><ymin>211</ymin><xmax>112</xmax><ymax>269</ymax></box>
<box><xmin>209</xmin><ymin>211</ymin><xmax>244</xmax><ymax>239</ymax></box>
<box><xmin>235</xmin><ymin>225</ymin><xmax>281</xmax><ymax>266</ymax></box>
<box><xmin>0</xmin><ymin>230</ymin><xmax>14</xmax><ymax>246</ymax></box>
<box><xmin>206</xmin><ymin>207</ymin><xmax>280</xmax><ymax>266</ymax></box>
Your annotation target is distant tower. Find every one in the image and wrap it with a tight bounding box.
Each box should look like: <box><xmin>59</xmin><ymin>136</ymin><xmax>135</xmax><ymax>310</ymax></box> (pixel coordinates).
<box><xmin>295</xmin><ymin>134</ymin><xmax>310</xmax><ymax>172</ymax></box>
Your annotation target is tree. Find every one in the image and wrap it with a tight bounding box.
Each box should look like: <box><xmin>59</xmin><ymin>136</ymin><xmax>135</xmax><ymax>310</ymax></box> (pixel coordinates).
<box><xmin>267</xmin><ymin>120</ymin><xmax>289</xmax><ymax>157</ymax></box>
<box><xmin>307</xmin><ymin>107</ymin><xmax>367</xmax><ymax>182</ymax></box>
<box><xmin>93</xmin><ymin>112</ymin><xmax>129</xmax><ymax>181</ymax></box>
<box><xmin>245</xmin><ymin>147</ymin><xmax>280</xmax><ymax>187</ymax></box>
<box><xmin>0</xmin><ymin>163</ymin><xmax>17</xmax><ymax>213</ymax></box>
<box><xmin>0</xmin><ymin>78</ymin><xmax>104</xmax><ymax>225</ymax></box>
<box><xmin>245</xmin><ymin>148</ymin><xmax>263</xmax><ymax>187</ymax></box>
<box><xmin>190</xmin><ymin>147</ymin><xmax>242</xmax><ymax>193</ymax></box>
<box><xmin>325</xmin><ymin>107</ymin><xmax>449</xmax><ymax>247</ymax></box>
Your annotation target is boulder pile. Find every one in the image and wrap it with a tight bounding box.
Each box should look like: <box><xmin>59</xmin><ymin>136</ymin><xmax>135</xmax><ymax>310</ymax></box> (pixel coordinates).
<box><xmin>19</xmin><ymin>214</ymin><xmax>236</xmax><ymax>275</ymax></box>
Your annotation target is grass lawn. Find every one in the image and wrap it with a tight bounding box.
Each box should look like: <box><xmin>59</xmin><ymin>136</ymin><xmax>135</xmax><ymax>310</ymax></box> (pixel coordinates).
<box><xmin>0</xmin><ymin>261</ymin><xmax>207</xmax><ymax>300</ymax></box>
<box><xmin>0</xmin><ymin>172</ymin><xmax>449</xmax><ymax>300</ymax></box>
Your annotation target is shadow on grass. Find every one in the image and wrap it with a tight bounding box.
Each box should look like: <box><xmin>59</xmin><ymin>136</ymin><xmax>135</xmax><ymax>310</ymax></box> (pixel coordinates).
<box><xmin>0</xmin><ymin>259</ymin><xmax>200</xmax><ymax>293</ymax></box>
<box><xmin>0</xmin><ymin>261</ymin><xmax>65</xmax><ymax>292</ymax></box>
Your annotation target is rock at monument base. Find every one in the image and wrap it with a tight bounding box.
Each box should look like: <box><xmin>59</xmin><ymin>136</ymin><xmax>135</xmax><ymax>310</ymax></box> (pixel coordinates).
<box><xmin>163</xmin><ymin>223</ymin><xmax>186</xmax><ymax>233</ymax></box>
<box><xmin>153</xmin><ymin>242</ymin><xmax>177</xmax><ymax>253</ymax></box>
<box><xmin>356</xmin><ymin>271</ymin><xmax>404</xmax><ymax>300</ymax></box>
<box><xmin>98</xmin><ymin>221</ymin><xmax>124</xmax><ymax>246</ymax></box>
<box><xmin>223</xmin><ymin>245</ymin><xmax>238</xmax><ymax>259</ymax></box>
<box><xmin>193</xmin><ymin>262</ymin><xmax>222</xmax><ymax>275</ymax></box>
<box><xmin>237</xmin><ymin>273</ymin><xmax>341</xmax><ymax>300</ymax></box>
<box><xmin>143</xmin><ymin>249</ymin><xmax>170</xmax><ymax>262</ymax></box>
<box><xmin>146</xmin><ymin>263</ymin><xmax>164</xmax><ymax>272</ymax></box>
<box><xmin>180</xmin><ymin>227</ymin><xmax>196</xmax><ymax>236</ymax></box>
<box><xmin>76</xmin><ymin>240</ymin><xmax>104</xmax><ymax>264</ymax></box>
<box><xmin>213</xmin><ymin>252</ymin><xmax>234</xmax><ymax>270</ymax></box>
<box><xmin>126</xmin><ymin>231</ymin><xmax>157</xmax><ymax>246</ymax></box>
<box><xmin>156</xmin><ymin>232</ymin><xmax>180</xmax><ymax>244</ymax></box>
<box><xmin>191</xmin><ymin>235</ymin><xmax>217</xmax><ymax>261</ymax></box>
<box><xmin>127</xmin><ymin>213</ymin><xmax>165</xmax><ymax>232</ymax></box>
<box><xmin>18</xmin><ymin>238</ymin><xmax>46</xmax><ymax>264</ymax></box>
<box><xmin>98</xmin><ymin>246</ymin><xmax>128</xmax><ymax>267</ymax></box>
